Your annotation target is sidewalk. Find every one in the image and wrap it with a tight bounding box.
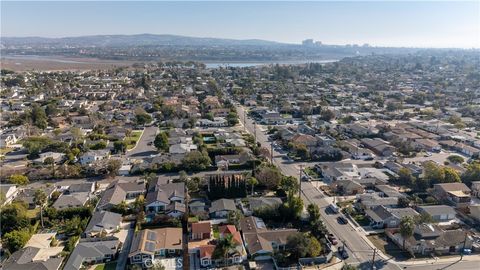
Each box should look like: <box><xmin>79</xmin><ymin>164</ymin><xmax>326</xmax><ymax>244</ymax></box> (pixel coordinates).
<box><xmin>395</xmin><ymin>254</ymin><xmax>480</xmax><ymax>266</ymax></box>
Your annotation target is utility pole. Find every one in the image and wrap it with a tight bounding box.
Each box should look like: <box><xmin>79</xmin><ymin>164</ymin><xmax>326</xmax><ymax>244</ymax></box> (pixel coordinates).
<box><xmin>243</xmin><ymin>109</ymin><xmax>246</xmax><ymax>132</ymax></box>
<box><xmin>270</xmin><ymin>142</ymin><xmax>274</xmax><ymax>164</ymax></box>
<box><xmin>253</xmin><ymin>121</ymin><xmax>257</xmax><ymax>145</ymax></box>
<box><xmin>299</xmin><ymin>164</ymin><xmax>304</xmax><ymax>198</ymax></box>
<box><xmin>182</xmin><ymin>184</ymin><xmax>190</xmax><ymax>270</ymax></box>
<box><xmin>371</xmin><ymin>248</ymin><xmax>377</xmax><ymax>270</ymax></box>
<box><xmin>460</xmin><ymin>232</ymin><xmax>468</xmax><ymax>260</ymax></box>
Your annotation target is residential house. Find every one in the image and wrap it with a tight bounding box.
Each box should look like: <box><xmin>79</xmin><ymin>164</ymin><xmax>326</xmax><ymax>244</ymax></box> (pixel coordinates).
<box><xmin>356</xmin><ymin>193</ymin><xmax>399</xmax><ymax>210</ymax></box>
<box><xmin>84</xmin><ymin>211</ymin><xmax>122</xmax><ymax>237</ymax></box>
<box><xmin>14</xmin><ymin>186</ymin><xmax>56</xmax><ymax>209</ymax></box>
<box><xmin>145</xmin><ymin>182</ymin><xmax>185</xmax><ymax>217</ymax></box>
<box><xmin>244</xmin><ymin>197</ymin><xmax>283</xmax><ymax>215</ymax></box>
<box><xmin>32</xmin><ymin>152</ymin><xmax>65</xmax><ymax>165</ymax></box>
<box><xmin>432</xmin><ymin>183</ymin><xmax>471</xmax><ymax>208</ymax></box>
<box><xmin>64</xmin><ymin>238</ymin><xmax>120</xmax><ymax>270</ymax></box>
<box><xmin>210</xmin><ymin>198</ymin><xmax>237</xmax><ymax>218</ymax></box>
<box><xmin>67</xmin><ymin>182</ymin><xmax>95</xmax><ymax>194</ymax></box>
<box><xmin>366</xmin><ymin>206</ymin><xmax>419</xmax><ymax>228</ymax></box>
<box><xmin>0</xmin><ymin>133</ymin><xmax>17</xmax><ymax>147</ymax></box>
<box><xmin>239</xmin><ymin>216</ymin><xmax>297</xmax><ymax>260</ymax></box>
<box><xmin>52</xmin><ymin>192</ymin><xmax>90</xmax><ymax>210</ymax></box>
<box><xmin>191</xmin><ymin>221</ymin><xmax>212</xmax><ymax>241</ymax></box>
<box><xmin>97</xmin><ymin>180</ymin><xmax>145</xmax><ymax>211</ymax></box>
<box><xmin>79</xmin><ymin>150</ymin><xmax>110</xmax><ymax>165</ymax></box>
<box><xmin>330</xmin><ymin>179</ymin><xmax>365</xmax><ymax>195</ymax></box>
<box><xmin>169</xmin><ymin>143</ymin><xmax>197</xmax><ymax>154</ymax></box>
<box><xmin>129</xmin><ymin>228</ymin><xmax>183</xmax><ymax>265</ymax></box>
<box><xmin>2</xmin><ymin>246</ymin><xmax>63</xmax><ymax>270</ymax></box>
<box><xmin>0</xmin><ymin>184</ymin><xmax>19</xmax><ymax>206</ymax></box>
<box><xmin>471</xmin><ymin>181</ymin><xmax>480</xmax><ymax>198</ymax></box>
<box><xmin>417</xmin><ymin>205</ymin><xmax>456</xmax><ymax>222</ymax></box>
<box><xmin>315</xmin><ymin>163</ymin><xmax>360</xmax><ymax>183</ymax></box>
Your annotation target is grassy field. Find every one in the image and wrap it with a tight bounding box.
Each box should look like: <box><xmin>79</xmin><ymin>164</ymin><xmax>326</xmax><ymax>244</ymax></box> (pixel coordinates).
<box><xmin>94</xmin><ymin>261</ymin><xmax>117</xmax><ymax>270</ymax></box>
<box><xmin>125</xmin><ymin>130</ymin><xmax>143</xmax><ymax>150</ymax></box>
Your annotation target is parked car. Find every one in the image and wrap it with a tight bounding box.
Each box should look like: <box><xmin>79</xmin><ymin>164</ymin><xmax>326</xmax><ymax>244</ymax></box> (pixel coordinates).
<box><xmin>337</xmin><ymin>216</ymin><xmax>348</xmax><ymax>224</ymax></box>
<box><xmin>338</xmin><ymin>246</ymin><xmax>349</xmax><ymax>259</ymax></box>
<box><xmin>329</xmin><ymin>204</ymin><xmax>340</xmax><ymax>214</ymax></box>
<box><xmin>327</xmin><ymin>234</ymin><xmax>338</xmax><ymax>245</ymax></box>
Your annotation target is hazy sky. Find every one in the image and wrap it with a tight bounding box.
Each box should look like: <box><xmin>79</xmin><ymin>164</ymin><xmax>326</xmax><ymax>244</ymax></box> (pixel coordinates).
<box><xmin>1</xmin><ymin>1</ymin><xmax>479</xmax><ymax>48</ymax></box>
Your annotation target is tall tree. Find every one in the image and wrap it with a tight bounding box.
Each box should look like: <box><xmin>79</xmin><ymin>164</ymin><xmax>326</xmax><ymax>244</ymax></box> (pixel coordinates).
<box><xmin>399</xmin><ymin>216</ymin><xmax>415</xmax><ymax>250</ymax></box>
<box><xmin>33</xmin><ymin>190</ymin><xmax>47</xmax><ymax>228</ymax></box>
<box><xmin>154</xmin><ymin>132</ymin><xmax>169</xmax><ymax>152</ymax></box>
<box><xmin>44</xmin><ymin>157</ymin><xmax>56</xmax><ymax>178</ymax></box>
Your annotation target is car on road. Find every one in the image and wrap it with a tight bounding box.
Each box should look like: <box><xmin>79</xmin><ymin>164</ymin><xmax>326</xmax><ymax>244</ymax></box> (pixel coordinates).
<box><xmin>338</xmin><ymin>246</ymin><xmax>349</xmax><ymax>259</ymax></box>
<box><xmin>337</xmin><ymin>216</ymin><xmax>348</xmax><ymax>224</ymax></box>
<box><xmin>147</xmin><ymin>142</ymin><xmax>153</xmax><ymax>146</ymax></box>
<box><xmin>327</xmin><ymin>234</ymin><xmax>338</xmax><ymax>245</ymax></box>
<box><xmin>329</xmin><ymin>203</ymin><xmax>340</xmax><ymax>214</ymax></box>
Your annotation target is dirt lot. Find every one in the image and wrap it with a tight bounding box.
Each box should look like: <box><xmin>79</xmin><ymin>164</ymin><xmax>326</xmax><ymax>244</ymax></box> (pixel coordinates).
<box><xmin>1</xmin><ymin>56</ymin><xmax>134</xmax><ymax>71</ymax></box>
<box><xmin>367</xmin><ymin>233</ymin><xmax>412</xmax><ymax>261</ymax></box>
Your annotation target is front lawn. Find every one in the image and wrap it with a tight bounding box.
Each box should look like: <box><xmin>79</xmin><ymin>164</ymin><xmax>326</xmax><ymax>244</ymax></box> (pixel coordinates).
<box><xmin>95</xmin><ymin>261</ymin><xmax>117</xmax><ymax>270</ymax></box>
<box><xmin>125</xmin><ymin>130</ymin><xmax>143</xmax><ymax>150</ymax></box>
<box><xmin>26</xmin><ymin>208</ymin><xmax>40</xmax><ymax>219</ymax></box>
<box><xmin>304</xmin><ymin>167</ymin><xmax>320</xmax><ymax>179</ymax></box>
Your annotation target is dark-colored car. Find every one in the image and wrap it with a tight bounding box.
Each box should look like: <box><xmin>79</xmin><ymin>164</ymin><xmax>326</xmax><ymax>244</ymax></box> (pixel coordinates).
<box><xmin>337</xmin><ymin>216</ymin><xmax>348</xmax><ymax>224</ymax></box>
<box><xmin>338</xmin><ymin>246</ymin><xmax>349</xmax><ymax>259</ymax></box>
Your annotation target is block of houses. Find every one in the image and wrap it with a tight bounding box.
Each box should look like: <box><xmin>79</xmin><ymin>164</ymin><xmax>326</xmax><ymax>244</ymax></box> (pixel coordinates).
<box><xmin>129</xmin><ymin>228</ymin><xmax>183</xmax><ymax>265</ymax></box>
<box><xmin>84</xmin><ymin>211</ymin><xmax>123</xmax><ymax>237</ymax></box>
<box><xmin>239</xmin><ymin>216</ymin><xmax>297</xmax><ymax>260</ymax></box>
<box><xmin>360</xmin><ymin>138</ymin><xmax>396</xmax><ymax>157</ymax></box>
<box><xmin>209</xmin><ymin>198</ymin><xmax>237</xmax><ymax>218</ymax></box>
<box><xmin>417</xmin><ymin>205</ymin><xmax>456</xmax><ymax>222</ymax></box>
<box><xmin>387</xmin><ymin>224</ymin><xmax>472</xmax><ymax>256</ymax></box>
<box><xmin>64</xmin><ymin>238</ymin><xmax>120</xmax><ymax>270</ymax></box>
<box><xmin>432</xmin><ymin>183</ymin><xmax>471</xmax><ymax>208</ymax></box>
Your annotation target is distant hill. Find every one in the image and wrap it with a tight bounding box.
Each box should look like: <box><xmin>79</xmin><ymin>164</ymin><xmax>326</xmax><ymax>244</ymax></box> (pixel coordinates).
<box><xmin>1</xmin><ymin>34</ymin><xmax>285</xmax><ymax>47</ymax></box>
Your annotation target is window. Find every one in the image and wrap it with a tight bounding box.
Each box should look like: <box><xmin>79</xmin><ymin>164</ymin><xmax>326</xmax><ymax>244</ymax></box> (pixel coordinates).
<box><xmin>169</xmin><ymin>249</ymin><xmax>176</xmax><ymax>254</ymax></box>
<box><xmin>133</xmin><ymin>255</ymin><xmax>141</xmax><ymax>261</ymax></box>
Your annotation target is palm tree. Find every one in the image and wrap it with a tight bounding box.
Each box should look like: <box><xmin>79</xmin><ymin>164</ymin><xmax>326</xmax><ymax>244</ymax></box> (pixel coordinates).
<box><xmin>248</xmin><ymin>177</ymin><xmax>258</xmax><ymax>195</ymax></box>
<box><xmin>213</xmin><ymin>234</ymin><xmax>237</xmax><ymax>266</ymax></box>
<box><xmin>399</xmin><ymin>216</ymin><xmax>415</xmax><ymax>250</ymax></box>
<box><xmin>44</xmin><ymin>157</ymin><xmax>55</xmax><ymax>178</ymax></box>
<box><xmin>34</xmin><ymin>190</ymin><xmax>47</xmax><ymax>228</ymax></box>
